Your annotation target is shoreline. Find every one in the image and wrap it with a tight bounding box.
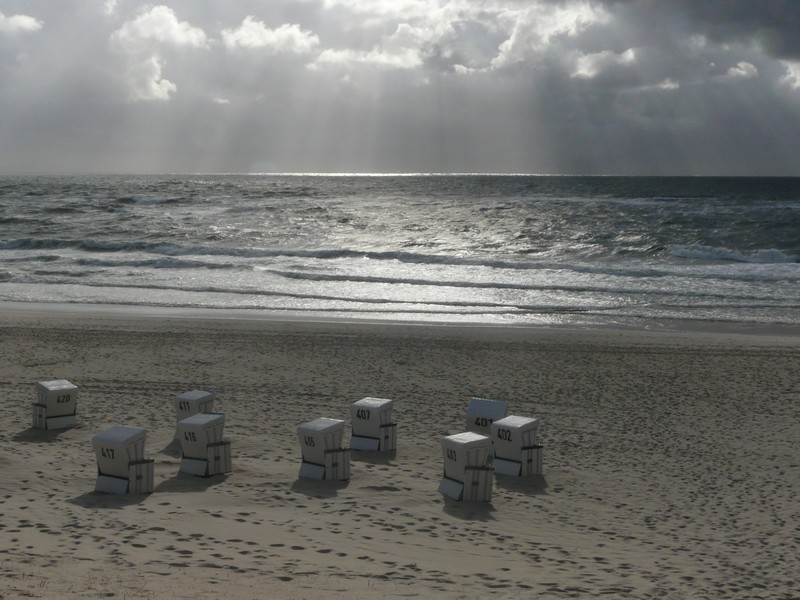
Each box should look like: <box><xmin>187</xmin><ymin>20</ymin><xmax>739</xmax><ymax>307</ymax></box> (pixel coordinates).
<box><xmin>2</xmin><ymin>300</ymin><xmax>799</xmax><ymax>343</ymax></box>
<box><xmin>1</xmin><ymin>302</ymin><xmax>798</xmax><ymax>598</ymax></box>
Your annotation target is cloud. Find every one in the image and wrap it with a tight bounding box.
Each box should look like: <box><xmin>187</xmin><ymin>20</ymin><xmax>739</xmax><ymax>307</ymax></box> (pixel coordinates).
<box><xmin>0</xmin><ymin>12</ymin><xmax>44</xmax><ymax>34</ymax></box>
<box><xmin>103</xmin><ymin>0</ymin><xmax>119</xmax><ymax>17</ymax></box>
<box><xmin>312</xmin><ymin>1</ymin><xmax>613</xmax><ymax>74</ymax></box>
<box><xmin>2</xmin><ymin>1</ymin><xmax>800</xmax><ymax>174</ymax></box>
<box><xmin>127</xmin><ymin>55</ymin><xmax>177</xmax><ymax>101</ymax></box>
<box><xmin>310</xmin><ymin>23</ymin><xmax>424</xmax><ymax>70</ymax></box>
<box><xmin>313</xmin><ymin>46</ymin><xmax>422</xmax><ymax>70</ymax></box>
<box><xmin>592</xmin><ymin>0</ymin><xmax>800</xmax><ymax>61</ymax></box>
<box><xmin>111</xmin><ymin>5</ymin><xmax>208</xmax><ymax>101</ymax></box>
<box><xmin>571</xmin><ymin>48</ymin><xmax>637</xmax><ymax>79</ymax></box>
<box><xmin>673</xmin><ymin>0</ymin><xmax>800</xmax><ymax>60</ymax></box>
<box><xmin>321</xmin><ymin>0</ymin><xmax>434</xmax><ymax>19</ymax></box>
<box><xmin>111</xmin><ymin>5</ymin><xmax>208</xmax><ymax>51</ymax></box>
<box><xmin>725</xmin><ymin>61</ymin><xmax>758</xmax><ymax>80</ymax></box>
<box><xmin>490</xmin><ymin>2</ymin><xmax>610</xmax><ymax>70</ymax></box>
<box><xmin>780</xmin><ymin>60</ymin><xmax>800</xmax><ymax>89</ymax></box>
<box><xmin>221</xmin><ymin>17</ymin><xmax>319</xmax><ymax>54</ymax></box>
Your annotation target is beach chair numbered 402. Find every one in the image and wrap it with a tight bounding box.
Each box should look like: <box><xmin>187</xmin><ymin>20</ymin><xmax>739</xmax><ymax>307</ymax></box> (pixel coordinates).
<box><xmin>491</xmin><ymin>415</ymin><xmax>544</xmax><ymax>476</ymax></box>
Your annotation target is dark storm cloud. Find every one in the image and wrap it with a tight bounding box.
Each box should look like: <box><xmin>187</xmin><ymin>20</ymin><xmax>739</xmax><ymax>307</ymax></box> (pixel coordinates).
<box><xmin>612</xmin><ymin>0</ymin><xmax>800</xmax><ymax>60</ymax></box>
<box><xmin>0</xmin><ymin>0</ymin><xmax>798</xmax><ymax>174</ymax></box>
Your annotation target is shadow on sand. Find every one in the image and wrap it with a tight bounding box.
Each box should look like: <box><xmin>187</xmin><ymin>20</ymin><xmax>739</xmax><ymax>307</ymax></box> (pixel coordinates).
<box><xmin>154</xmin><ymin>472</ymin><xmax>229</xmax><ymax>493</ymax></box>
<box><xmin>69</xmin><ymin>490</ymin><xmax>149</xmax><ymax>509</ymax></box>
<box><xmin>442</xmin><ymin>497</ymin><xmax>497</xmax><ymax>521</ymax></box>
<box><xmin>494</xmin><ymin>474</ymin><xmax>548</xmax><ymax>496</ymax></box>
<box><xmin>13</xmin><ymin>426</ymin><xmax>74</xmax><ymax>443</ymax></box>
<box><xmin>159</xmin><ymin>438</ymin><xmax>182</xmax><ymax>458</ymax></box>
<box><xmin>349</xmin><ymin>449</ymin><xmax>397</xmax><ymax>465</ymax></box>
<box><xmin>290</xmin><ymin>478</ymin><xmax>349</xmax><ymax>499</ymax></box>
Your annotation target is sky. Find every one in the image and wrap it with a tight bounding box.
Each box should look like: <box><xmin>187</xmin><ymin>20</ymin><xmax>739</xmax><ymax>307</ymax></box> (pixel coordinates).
<box><xmin>1</xmin><ymin>0</ymin><xmax>800</xmax><ymax>175</ymax></box>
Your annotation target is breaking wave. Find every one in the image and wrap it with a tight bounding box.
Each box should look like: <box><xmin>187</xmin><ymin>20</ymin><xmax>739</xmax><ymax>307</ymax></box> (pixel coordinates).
<box><xmin>670</xmin><ymin>245</ymin><xmax>797</xmax><ymax>264</ymax></box>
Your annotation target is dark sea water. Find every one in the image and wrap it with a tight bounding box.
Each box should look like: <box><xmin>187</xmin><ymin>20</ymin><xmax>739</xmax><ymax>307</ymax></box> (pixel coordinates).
<box><xmin>1</xmin><ymin>174</ymin><xmax>798</xmax><ymax>328</ymax></box>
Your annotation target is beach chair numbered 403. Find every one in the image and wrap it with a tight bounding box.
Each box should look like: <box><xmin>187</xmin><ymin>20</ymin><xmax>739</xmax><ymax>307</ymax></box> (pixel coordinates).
<box><xmin>438</xmin><ymin>432</ymin><xmax>493</xmax><ymax>502</ymax></box>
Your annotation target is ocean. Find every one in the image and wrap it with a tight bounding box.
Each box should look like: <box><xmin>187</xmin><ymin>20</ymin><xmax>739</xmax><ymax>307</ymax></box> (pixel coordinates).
<box><xmin>1</xmin><ymin>174</ymin><xmax>798</xmax><ymax>329</ymax></box>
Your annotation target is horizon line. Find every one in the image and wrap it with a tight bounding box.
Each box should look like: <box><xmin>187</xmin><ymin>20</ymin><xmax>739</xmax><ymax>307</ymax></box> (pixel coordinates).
<box><xmin>2</xmin><ymin>171</ymin><xmax>798</xmax><ymax>178</ymax></box>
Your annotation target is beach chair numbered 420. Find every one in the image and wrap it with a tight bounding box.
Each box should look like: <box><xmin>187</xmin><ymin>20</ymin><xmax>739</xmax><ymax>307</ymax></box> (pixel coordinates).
<box><xmin>32</xmin><ymin>379</ymin><xmax>78</xmax><ymax>430</ymax></box>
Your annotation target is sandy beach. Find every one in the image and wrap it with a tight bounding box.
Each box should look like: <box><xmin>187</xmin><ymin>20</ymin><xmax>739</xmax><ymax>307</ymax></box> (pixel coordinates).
<box><xmin>1</xmin><ymin>307</ymin><xmax>798</xmax><ymax>599</ymax></box>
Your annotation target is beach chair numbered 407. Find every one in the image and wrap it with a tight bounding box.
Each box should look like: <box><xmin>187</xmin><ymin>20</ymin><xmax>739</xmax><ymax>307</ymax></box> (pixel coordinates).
<box><xmin>350</xmin><ymin>397</ymin><xmax>397</xmax><ymax>452</ymax></box>
<box><xmin>466</xmin><ymin>397</ymin><xmax>508</xmax><ymax>436</ymax></box>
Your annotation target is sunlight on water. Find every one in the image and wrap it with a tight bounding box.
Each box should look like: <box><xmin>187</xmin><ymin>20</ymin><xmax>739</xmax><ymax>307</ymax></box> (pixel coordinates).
<box><xmin>1</xmin><ymin>174</ymin><xmax>798</xmax><ymax>327</ymax></box>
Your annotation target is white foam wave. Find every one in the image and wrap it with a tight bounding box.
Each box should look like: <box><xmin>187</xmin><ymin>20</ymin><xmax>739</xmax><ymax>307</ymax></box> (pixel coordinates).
<box><xmin>670</xmin><ymin>245</ymin><xmax>797</xmax><ymax>264</ymax></box>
